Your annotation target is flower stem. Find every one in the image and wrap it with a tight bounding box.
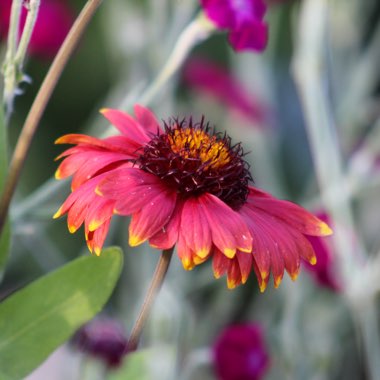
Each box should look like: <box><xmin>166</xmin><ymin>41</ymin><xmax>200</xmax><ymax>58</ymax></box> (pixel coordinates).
<box><xmin>138</xmin><ymin>13</ymin><xmax>214</xmax><ymax>106</ymax></box>
<box><xmin>13</xmin><ymin>0</ymin><xmax>40</xmax><ymax>68</ymax></box>
<box><xmin>0</xmin><ymin>0</ymin><xmax>103</xmax><ymax>237</ymax></box>
<box><xmin>3</xmin><ymin>0</ymin><xmax>41</xmax><ymax>119</ymax></box>
<box><xmin>2</xmin><ymin>0</ymin><xmax>23</xmax><ymax>118</ymax></box>
<box><xmin>127</xmin><ymin>247</ymin><xmax>174</xmax><ymax>351</ymax></box>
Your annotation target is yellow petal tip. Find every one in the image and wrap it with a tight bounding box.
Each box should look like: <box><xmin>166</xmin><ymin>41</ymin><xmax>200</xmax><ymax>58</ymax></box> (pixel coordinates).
<box><xmin>89</xmin><ymin>220</ymin><xmax>101</xmax><ymax>232</ymax></box>
<box><xmin>54</xmin><ymin>170</ymin><xmax>62</xmax><ymax>180</ymax></box>
<box><xmin>320</xmin><ymin>222</ymin><xmax>333</xmax><ymax>236</ymax></box>
<box><xmin>227</xmin><ymin>279</ymin><xmax>237</xmax><ymax>289</ymax></box>
<box><xmin>223</xmin><ymin>247</ymin><xmax>236</xmax><ymax>259</ymax></box>
<box><xmin>99</xmin><ymin>108</ymin><xmax>109</xmax><ymax>114</ymax></box>
<box><xmin>68</xmin><ymin>225</ymin><xmax>77</xmax><ymax>233</ymax></box>
<box><xmin>309</xmin><ymin>255</ymin><xmax>317</xmax><ymax>265</ymax></box>
<box><xmin>274</xmin><ymin>276</ymin><xmax>282</xmax><ymax>288</ymax></box>
<box><xmin>129</xmin><ymin>234</ymin><xmax>144</xmax><ymax>247</ymax></box>
<box><xmin>182</xmin><ymin>259</ymin><xmax>194</xmax><ymax>271</ymax></box>
<box><xmin>290</xmin><ymin>271</ymin><xmax>299</xmax><ymax>281</ymax></box>
<box><xmin>195</xmin><ymin>248</ymin><xmax>209</xmax><ymax>259</ymax></box>
<box><xmin>259</xmin><ymin>283</ymin><xmax>267</xmax><ymax>293</ymax></box>
<box><xmin>53</xmin><ymin>207</ymin><xmax>63</xmax><ymax>219</ymax></box>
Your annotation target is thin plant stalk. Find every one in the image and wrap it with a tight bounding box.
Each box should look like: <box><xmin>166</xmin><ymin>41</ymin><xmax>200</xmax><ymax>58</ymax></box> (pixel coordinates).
<box><xmin>2</xmin><ymin>0</ymin><xmax>23</xmax><ymax>117</ymax></box>
<box><xmin>138</xmin><ymin>14</ymin><xmax>215</xmax><ymax>106</ymax></box>
<box><xmin>3</xmin><ymin>0</ymin><xmax>41</xmax><ymax>119</ymax></box>
<box><xmin>292</xmin><ymin>0</ymin><xmax>380</xmax><ymax>379</ymax></box>
<box><xmin>0</xmin><ymin>0</ymin><xmax>104</xmax><ymax>237</ymax></box>
<box><xmin>128</xmin><ymin>247</ymin><xmax>174</xmax><ymax>351</ymax></box>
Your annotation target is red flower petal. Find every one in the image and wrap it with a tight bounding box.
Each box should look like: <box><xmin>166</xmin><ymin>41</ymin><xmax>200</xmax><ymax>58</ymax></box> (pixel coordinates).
<box><xmin>55</xmin><ymin>134</ymin><xmax>114</xmax><ymax>148</ymax></box>
<box><xmin>241</xmin><ymin>196</ymin><xmax>318</xmax><ymax>290</ymax></box>
<box><xmin>227</xmin><ymin>259</ymin><xmax>243</xmax><ymax>289</ymax></box>
<box><xmin>150</xmin><ymin>200</ymin><xmax>184</xmax><ymax>250</ymax></box>
<box><xmin>133</xmin><ymin>104</ymin><xmax>162</xmax><ymax>135</ymax></box>
<box><xmin>247</xmin><ymin>187</ymin><xmax>332</xmax><ymax>236</ymax></box>
<box><xmin>100</xmin><ymin>109</ymin><xmax>151</xmax><ymax>145</ymax></box>
<box><xmin>129</xmin><ymin>189</ymin><xmax>177</xmax><ymax>246</ymax></box>
<box><xmin>236</xmin><ymin>251</ymin><xmax>253</xmax><ymax>284</ymax></box>
<box><xmin>70</xmin><ymin>152</ymin><xmax>128</xmax><ymax>191</ymax></box>
<box><xmin>180</xmin><ymin>197</ymin><xmax>212</xmax><ymax>259</ymax></box>
<box><xmin>177</xmin><ymin>229</ymin><xmax>196</xmax><ymax>270</ymax></box>
<box><xmin>97</xmin><ymin>167</ymin><xmax>169</xmax><ymax>215</ymax></box>
<box><xmin>86</xmin><ymin>219</ymin><xmax>112</xmax><ymax>256</ymax></box>
<box><xmin>200</xmin><ymin>194</ymin><xmax>252</xmax><ymax>257</ymax></box>
<box><xmin>86</xmin><ymin>199</ymin><xmax>115</xmax><ymax>232</ymax></box>
<box><xmin>212</xmin><ymin>249</ymin><xmax>229</xmax><ymax>279</ymax></box>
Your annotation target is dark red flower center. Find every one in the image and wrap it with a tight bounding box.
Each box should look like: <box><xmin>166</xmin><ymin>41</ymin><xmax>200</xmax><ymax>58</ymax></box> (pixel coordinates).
<box><xmin>137</xmin><ymin>118</ymin><xmax>251</xmax><ymax>210</ymax></box>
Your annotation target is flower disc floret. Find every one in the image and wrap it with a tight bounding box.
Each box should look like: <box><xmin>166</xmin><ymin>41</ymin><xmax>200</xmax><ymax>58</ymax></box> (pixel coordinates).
<box><xmin>137</xmin><ymin>118</ymin><xmax>251</xmax><ymax>210</ymax></box>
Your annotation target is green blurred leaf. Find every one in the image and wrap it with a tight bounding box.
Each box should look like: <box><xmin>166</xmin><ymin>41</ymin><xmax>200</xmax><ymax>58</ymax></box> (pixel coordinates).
<box><xmin>0</xmin><ymin>247</ymin><xmax>123</xmax><ymax>380</ymax></box>
<box><xmin>109</xmin><ymin>349</ymin><xmax>150</xmax><ymax>380</ymax></box>
<box><xmin>0</xmin><ymin>219</ymin><xmax>10</xmax><ymax>283</ymax></box>
<box><xmin>109</xmin><ymin>345</ymin><xmax>175</xmax><ymax>380</ymax></box>
<box><xmin>0</xmin><ymin>106</ymin><xmax>10</xmax><ymax>283</ymax></box>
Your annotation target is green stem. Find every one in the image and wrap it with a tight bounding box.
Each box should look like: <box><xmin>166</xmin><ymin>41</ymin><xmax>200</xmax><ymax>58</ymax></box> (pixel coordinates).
<box><xmin>13</xmin><ymin>0</ymin><xmax>40</xmax><ymax>68</ymax></box>
<box><xmin>2</xmin><ymin>0</ymin><xmax>22</xmax><ymax>116</ymax></box>
<box><xmin>138</xmin><ymin>13</ymin><xmax>215</xmax><ymax>106</ymax></box>
<box><xmin>0</xmin><ymin>0</ymin><xmax>104</xmax><ymax>237</ymax></box>
<box><xmin>5</xmin><ymin>0</ymin><xmax>22</xmax><ymax>62</ymax></box>
<box><xmin>127</xmin><ymin>247</ymin><xmax>174</xmax><ymax>351</ymax></box>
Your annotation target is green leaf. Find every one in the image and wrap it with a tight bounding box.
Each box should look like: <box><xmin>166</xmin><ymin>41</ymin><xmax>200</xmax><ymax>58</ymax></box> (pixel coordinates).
<box><xmin>0</xmin><ymin>106</ymin><xmax>7</xmax><ymax>192</ymax></box>
<box><xmin>0</xmin><ymin>247</ymin><xmax>123</xmax><ymax>380</ymax></box>
<box><xmin>0</xmin><ymin>106</ymin><xmax>10</xmax><ymax>282</ymax></box>
<box><xmin>109</xmin><ymin>345</ymin><xmax>175</xmax><ymax>380</ymax></box>
<box><xmin>0</xmin><ymin>219</ymin><xmax>10</xmax><ymax>283</ymax></box>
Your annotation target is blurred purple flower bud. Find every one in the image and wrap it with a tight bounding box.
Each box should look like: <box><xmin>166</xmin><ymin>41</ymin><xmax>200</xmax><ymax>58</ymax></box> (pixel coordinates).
<box><xmin>72</xmin><ymin>318</ymin><xmax>128</xmax><ymax>369</ymax></box>
<box><xmin>183</xmin><ymin>58</ymin><xmax>269</xmax><ymax>124</ymax></box>
<box><xmin>213</xmin><ymin>323</ymin><xmax>270</xmax><ymax>380</ymax></box>
<box><xmin>200</xmin><ymin>0</ymin><xmax>268</xmax><ymax>52</ymax></box>
<box><xmin>0</xmin><ymin>0</ymin><xmax>74</xmax><ymax>60</ymax></box>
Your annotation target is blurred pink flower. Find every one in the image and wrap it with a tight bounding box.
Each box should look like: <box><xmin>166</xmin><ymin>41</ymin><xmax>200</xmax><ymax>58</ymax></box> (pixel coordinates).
<box><xmin>72</xmin><ymin>318</ymin><xmax>128</xmax><ymax>368</ymax></box>
<box><xmin>0</xmin><ymin>0</ymin><xmax>74</xmax><ymax>60</ymax></box>
<box><xmin>304</xmin><ymin>213</ymin><xmax>341</xmax><ymax>291</ymax></box>
<box><xmin>213</xmin><ymin>323</ymin><xmax>270</xmax><ymax>380</ymax></box>
<box><xmin>183</xmin><ymin>58</ymin><xmax>268</xmax><ymax>124</ymax></box>
<box><xmin>200</xmin><ymin>0</ymin><xmax>268</xmax><ymax>52</ymax></box>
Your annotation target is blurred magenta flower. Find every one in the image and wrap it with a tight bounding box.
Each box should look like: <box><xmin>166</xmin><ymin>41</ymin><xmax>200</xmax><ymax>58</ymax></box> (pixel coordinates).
<box><xmin>183</xmin><ymin>58</ymin><xmax>268</xmax><ymax>124</ymax></box>
<box><xmin>0</xmin><ymin>0</ymin><xmax>74</xmax><ymax>60</ymax></box>
<box><xmin>200</xmin><ymin>0</ymin><xmax>268</xmax><ymax>52</ymax></box>
<box><xmin>72</xmin><ymin>318</ymin><xmax>128</xmax><ymax>368</ymax></box>
<box><xmin>304</xmin><ymin>213</ymin><xmax>341</xmax><ymax>291</ymax></box>
<box><xmin>213</xmin><ymin>323</ymin><xmax>270</xmax><ymax>380</ymax></box>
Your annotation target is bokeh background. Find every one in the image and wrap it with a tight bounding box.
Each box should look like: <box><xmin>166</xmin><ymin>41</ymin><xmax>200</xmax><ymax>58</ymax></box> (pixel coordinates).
<box><xmin>1</xmin><ymin>0</ymin><xmax>380</xmax><ymax>379</ymax></box>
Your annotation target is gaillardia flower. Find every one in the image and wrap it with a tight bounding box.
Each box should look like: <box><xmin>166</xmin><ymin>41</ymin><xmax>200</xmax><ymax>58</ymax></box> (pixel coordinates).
<box><xmin>200</xmin><ymin>0</ymin><xmax>268</xmax><ymax>52</ymax></box>
<box><xmin>54</xmin><ymin>105</ymin><xmax>332</xmax><ymax>291</ymax></box>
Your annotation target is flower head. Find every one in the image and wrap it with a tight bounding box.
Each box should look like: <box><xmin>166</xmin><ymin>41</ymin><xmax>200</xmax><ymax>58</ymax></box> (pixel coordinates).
<box><xmin>54</xmin><ymin>105</ymin><xmax>332</xmax><ymax>291</ymax></box>
<box><xmin>200</xmin><ymin>0</ymin><xmax>268</xmax><ymax>52</ymax></box>
<box><xmin>213</xmin><ymin>323</ymin><xmax>270</xmax><ymax>380</ymax></box>
<box><xmin>0</xmin><ymin>0</ymin><xmax>73</xmax><ymax>60</ymax></box>
<box><xmin>72</xmin><ymin>318</ymin><xmax>128</xmax><ymax>368</ymax></box>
